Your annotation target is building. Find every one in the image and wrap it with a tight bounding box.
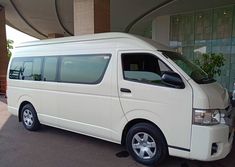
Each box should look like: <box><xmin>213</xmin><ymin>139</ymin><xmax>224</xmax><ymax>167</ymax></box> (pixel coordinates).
<box><xmin>0</xmin><ymin>0</ymin><xmax>234</xmax><ymax>93</ymax></box>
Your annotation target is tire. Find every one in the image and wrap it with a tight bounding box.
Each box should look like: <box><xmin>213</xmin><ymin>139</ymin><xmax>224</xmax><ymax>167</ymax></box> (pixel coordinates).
<box><xmin>21</xmin><ymin>104</ymin><xmax>40</xmax><ymax>131</ymax></box>
<box><xmin>126</xmin><ymin>123</ymin><xmax>168</xmax><ymax>166</ymax></box>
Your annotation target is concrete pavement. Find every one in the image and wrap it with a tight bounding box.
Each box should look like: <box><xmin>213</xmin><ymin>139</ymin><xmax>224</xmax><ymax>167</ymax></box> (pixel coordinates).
<box><xmin>0</xmin><ymin>100</ymin><xmax>9</xmax><ymax>129</ymax></box>
<box><xmin>0</xmin><ymin>98</ymin><xmax>234</xmax><ymax>167</ymax></box>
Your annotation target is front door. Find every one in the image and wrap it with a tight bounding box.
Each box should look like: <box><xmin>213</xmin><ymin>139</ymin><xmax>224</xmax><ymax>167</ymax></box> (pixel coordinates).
<box><xmin>118</xmin><ymin>51</ymin><xmax>193</xmax><ymax>150</ymax></box>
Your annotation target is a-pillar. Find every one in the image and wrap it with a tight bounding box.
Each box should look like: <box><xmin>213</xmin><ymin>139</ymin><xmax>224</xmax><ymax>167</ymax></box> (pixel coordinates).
<box><xmin>74</xmin><ymin>0</ymin><xmax>110</xmax><ymax>36</ymax></box>
<box><xmin>0</xmin><ymin>5</ymin><xmax>8</xmax><ymax>95</ymax></box>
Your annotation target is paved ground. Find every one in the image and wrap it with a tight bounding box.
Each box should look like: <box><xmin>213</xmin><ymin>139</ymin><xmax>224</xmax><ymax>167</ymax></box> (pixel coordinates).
<box><xmin>0</xmin><ymin>97</ymin><xmax>235</xmax><ymax>167</ymax></box>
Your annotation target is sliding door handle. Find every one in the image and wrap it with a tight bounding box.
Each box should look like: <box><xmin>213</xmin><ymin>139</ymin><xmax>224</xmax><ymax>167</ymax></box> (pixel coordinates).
<box><xmin>120</xmin><ymin>88</ymin><xmax>131</xmax><ymax>93</ymax></box>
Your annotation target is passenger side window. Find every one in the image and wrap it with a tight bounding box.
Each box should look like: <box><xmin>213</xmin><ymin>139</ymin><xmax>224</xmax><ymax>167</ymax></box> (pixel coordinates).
<box><xmin>9</xmin><ymin>57</ymin><xmax>42</xmax><ymax>81</ymax></box>
<box><xmin>122</xmin><ymin>53</ymin><xmax>171</xmax><ymax>85</ymax></box>
<box><xmin>22</xmin><ymin>61</ymin><xmax>33</xmax><ymax>80</ymax></box>
<box><xmin>33</xmin><ymin>58</ymin><xmax>43</xmax><ymax>81</ymax></box>
<box><xmin>43</xmin><ymin>57</ymin><xmax>58</xmax><ymax>81</ymax></box>
<box><xmin>9</xmin><ymin>58</ymin><xmax>24</xmax><ymax>80</ymax></box>
<box><xmin>60</xmin><ymin>55</ymin><xmax>110</xmax><ymax>84</ymax></box>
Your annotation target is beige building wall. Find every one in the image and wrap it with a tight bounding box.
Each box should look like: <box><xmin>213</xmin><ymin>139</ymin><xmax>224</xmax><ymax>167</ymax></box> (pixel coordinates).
<box><xmin>74</xmin><ymin>0</ymin><xmax>110</xmax><ymax>36</ymax></box>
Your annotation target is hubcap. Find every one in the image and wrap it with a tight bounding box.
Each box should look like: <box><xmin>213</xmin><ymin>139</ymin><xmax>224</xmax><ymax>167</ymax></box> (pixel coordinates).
<box><xmin>132</xmin><ymin>132</ymin><xmax>157</xmax><ymax>159</ymax></box>
<box><xmin>23</xmin><ymin>109</ymin><xmax>34</xmax><ymax>127</ymax></box>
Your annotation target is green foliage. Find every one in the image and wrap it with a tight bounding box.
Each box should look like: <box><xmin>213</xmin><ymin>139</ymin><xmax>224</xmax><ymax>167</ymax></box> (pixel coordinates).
<box><xmin>194</xmin><ymin>53</ymin><xmax>225</xmax><ymax>79</ymax></box>
<box><xmin>7</xmin><ymin>39</ymin><xmax>14</xmax><ymax>58</ymax></box>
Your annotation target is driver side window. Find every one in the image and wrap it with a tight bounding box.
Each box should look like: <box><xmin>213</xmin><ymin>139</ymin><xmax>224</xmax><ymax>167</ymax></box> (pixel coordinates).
<box><xmin>122</xmin><ymin>53</ymin><xmax>171</xmax><ymax>85</ymax></box>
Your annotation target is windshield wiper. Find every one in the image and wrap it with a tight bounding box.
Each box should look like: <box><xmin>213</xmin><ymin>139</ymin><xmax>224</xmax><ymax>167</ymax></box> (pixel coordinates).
<box><xmin>198</xmin><ymin>77</ymin><xmax>216</xmax><ymax>84</ymax></box>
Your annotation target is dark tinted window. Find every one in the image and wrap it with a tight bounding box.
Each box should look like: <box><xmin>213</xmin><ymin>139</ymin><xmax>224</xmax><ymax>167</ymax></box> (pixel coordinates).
<box><xmin>22</xmin><ymin>61</ymin><xmax>33</xmax><ymax>80</ymax></box>
<box><xmin>9</xmin><ymin>55</ymin><xmax>110</xmax><ymax>84</ymax></box>
<box><xmin>122</xmin><ymin>53</ymin><xmax>171</xmax><ymax>85</ymax></box>
<box><xmin>9</xmin><ymin>58</ymin><xmax>24</xmax><ymax>79</ymax></box>
<box><xmin>33</xmin><ymin>58</ymin><xmax>42</xmax><ymax>81</ymax></box>
<box><xmin>43</xmin><ymin>57</ymin><xmax>58</xmax><ymax>81</ymax></box>
<box><xmin>9</xmin><ymin>57</ymin><xmax>42</xmax><ymax>81</ymax></box>
<box><xmin>60</xmin><ymin>55</ymin><xmax>110</xmax><ymax>84</ymax></box>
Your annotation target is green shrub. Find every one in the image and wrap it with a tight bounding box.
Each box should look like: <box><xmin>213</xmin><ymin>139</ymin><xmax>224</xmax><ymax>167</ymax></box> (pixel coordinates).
<box><xmin>7</xmin><ymin>39</ymin><xmax>14</xmax><ymax>58</ymax></box>
<box><xmin>194</xmin><ymin>53</ymin><xmax>225</xmax><ymax>79</ymax></box>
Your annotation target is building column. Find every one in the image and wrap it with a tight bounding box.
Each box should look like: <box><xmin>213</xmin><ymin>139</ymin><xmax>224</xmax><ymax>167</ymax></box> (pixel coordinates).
<box><xmin>47</xmin><ymin>33</ymin><xmax>64</xmax><ymax>38</ymax></box>
<box><xmin>0</xmin><ymin>6</ymin><xmax>8</xmax><ymax>94</ymax></box>
<box><xmin>74</xmin><ymin>0</ymin><xmax>110</xmax><ymax>36</ymax></box>
<box><xmin>152</xmin><ymin>15</ymin><xmax>170</xmax><ymax>47</ymax></box>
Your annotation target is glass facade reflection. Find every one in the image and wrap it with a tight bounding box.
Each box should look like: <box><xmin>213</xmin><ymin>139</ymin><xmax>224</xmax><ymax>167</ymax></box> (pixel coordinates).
<box><xmin>170</xmin><ymin>5</ymin><xmax>235</xmax><ymax>91</ymax></box>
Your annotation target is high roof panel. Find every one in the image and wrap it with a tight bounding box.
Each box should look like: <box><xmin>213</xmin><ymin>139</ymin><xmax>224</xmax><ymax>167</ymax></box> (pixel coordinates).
<box><xmin>15</xmin><ymin>32</ymin><xmax>172</xmax><ymax>52</ymax></box>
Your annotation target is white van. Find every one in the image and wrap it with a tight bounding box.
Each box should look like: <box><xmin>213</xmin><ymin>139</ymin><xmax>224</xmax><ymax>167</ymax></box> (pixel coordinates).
<box><xmin>7</xmin><ymin>33</ymin><xmax>234</xmax><ymax>166</ymax></box>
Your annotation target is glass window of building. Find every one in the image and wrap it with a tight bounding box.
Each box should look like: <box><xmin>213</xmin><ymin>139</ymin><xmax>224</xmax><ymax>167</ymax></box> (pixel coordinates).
<box><xmin>169</xmin><ymin>5</ymin><xmax>235</xmax><ymax>91</ymax></box>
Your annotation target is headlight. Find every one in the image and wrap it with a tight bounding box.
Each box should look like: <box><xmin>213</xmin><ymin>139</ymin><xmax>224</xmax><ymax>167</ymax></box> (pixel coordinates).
<box><xmin>193</xmin><ymin>109</ymin><xmax>221</xmax><ymax>125</ymax></box>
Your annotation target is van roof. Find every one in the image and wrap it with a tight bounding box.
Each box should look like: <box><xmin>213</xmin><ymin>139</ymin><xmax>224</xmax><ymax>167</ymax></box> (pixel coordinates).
<box><xmin>16</xmin><ymin>32</ymin><xmax>173</xmax><ymax>51</ymax></box>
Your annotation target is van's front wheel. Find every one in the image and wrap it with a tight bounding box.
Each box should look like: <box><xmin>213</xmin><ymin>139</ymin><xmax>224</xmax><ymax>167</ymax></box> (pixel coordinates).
<box><xmin>21</xmin><ymin>104</ymin><xmax>40</xmax><ymax>131</ymax></box>
<box><xmin>126</xmin><ymin>123</ymin><xmax>168</xmax><ymax>166</ymax></box>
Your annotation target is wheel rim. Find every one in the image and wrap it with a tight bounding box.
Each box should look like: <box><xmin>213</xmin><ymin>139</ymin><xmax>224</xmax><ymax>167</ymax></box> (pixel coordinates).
<box><xmin>132</xmin><ymin>132</ymin><xmax>157</xmax><ymax>160</ymax></box>
<box><xmin>23</xmin><ymin>109</ymin><xmax>34</xmax><ymax>127</ymax></box>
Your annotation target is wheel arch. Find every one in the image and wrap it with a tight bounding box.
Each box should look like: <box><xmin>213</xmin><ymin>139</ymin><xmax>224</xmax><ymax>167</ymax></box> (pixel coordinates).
<box><xmin>18</xmin><ymin>100</ymin><xmax>36</xmax><ymax>122</ymax></box>
<box><xmin>17</xmin><ymin>95</ymin><xmax>37</xmax><ymax>122</ymax></box>
<box><xmin>18</xmin><ymin>101</ymin><xmax>34</xmax><ymax>122</ymax></box>
<box><xmin>121</xmin><ymin>118</ymin><xmax>168</xmax><ymax>147</ymax></box>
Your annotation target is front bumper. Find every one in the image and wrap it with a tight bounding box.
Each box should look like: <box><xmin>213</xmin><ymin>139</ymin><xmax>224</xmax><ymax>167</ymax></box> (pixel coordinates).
<box><xmin>189</xmin><ymin>124</ymin><xmax>234</xmax><ymax>161</ymax></box>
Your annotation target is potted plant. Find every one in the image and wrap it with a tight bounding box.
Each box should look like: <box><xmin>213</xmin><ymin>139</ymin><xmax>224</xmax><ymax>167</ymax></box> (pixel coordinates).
<box><xmin>194</xmin><ymin>53</ymin><xmax>225</xmax><ymax>79</ymax></box>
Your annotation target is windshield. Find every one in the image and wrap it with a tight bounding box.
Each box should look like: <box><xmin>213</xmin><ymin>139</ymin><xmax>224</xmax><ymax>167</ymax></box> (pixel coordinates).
<box><xmin>160</xmin><ymin>50</ymin><xmax>216</xmax><ymax>84</ymax></box>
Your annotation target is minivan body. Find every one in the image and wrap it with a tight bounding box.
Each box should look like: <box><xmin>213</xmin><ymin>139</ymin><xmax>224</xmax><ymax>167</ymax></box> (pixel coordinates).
<box><xmin>7</xmin><ymin>33</ymin><xmax>234</xmax><ymax>165</ymax></box>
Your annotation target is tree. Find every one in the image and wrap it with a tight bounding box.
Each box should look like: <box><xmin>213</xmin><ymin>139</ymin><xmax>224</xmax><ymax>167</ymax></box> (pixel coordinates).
<box><xmin>194</xmin><ymin>53</ymin><xmax>225</xmax><ymax>79</ymax></box>
<box><xmin>7</xmin><ymin>39</ymin><xmax>14</xmax><ymax>58</ymax></box>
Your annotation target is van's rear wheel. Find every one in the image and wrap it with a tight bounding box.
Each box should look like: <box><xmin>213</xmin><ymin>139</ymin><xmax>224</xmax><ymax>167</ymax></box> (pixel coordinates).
<box><xmin>21</xmin><ymin>104</ymin><xmax>40</xmax><ymax>131</ymax></box>
<box><xmin>126</xmin><ymin>123</ymin><xmax>168</xmax><ymax>166</ymax></box>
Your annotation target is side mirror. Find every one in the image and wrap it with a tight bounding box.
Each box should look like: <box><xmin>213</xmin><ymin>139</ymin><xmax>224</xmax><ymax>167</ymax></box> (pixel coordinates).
<box><xmin>161</xmin><ymin>71</ymin><xmax>185</xmax><ymax>89</ymax></box>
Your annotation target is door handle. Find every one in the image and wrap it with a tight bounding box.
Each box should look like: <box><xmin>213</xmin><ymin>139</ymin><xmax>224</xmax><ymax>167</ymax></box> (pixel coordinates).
<box><xmin>120</xmin><ymin>88</ymin><xmax>131</xmax><ymax>93</ymax></box>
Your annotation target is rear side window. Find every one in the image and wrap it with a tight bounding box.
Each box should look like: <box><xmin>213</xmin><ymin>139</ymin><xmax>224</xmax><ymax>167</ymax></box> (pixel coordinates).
<box><xmin>33</xmin><ymin>58</ymin><xmax>43</xmax><ymax>81</ymax></box>
<box><xmin>9</xmin><ymin>58</ymin><xmax>24</xmax><ymax>80</ymax></box>
<box><xmin>22</xmin><ymin>61</ymin><xmax>33</xmax><ymax>80</ymax></box>
<box><xmin>122</xmin><ymin>53</ymin><xmax>171</xmax><ymax>85</ymax></box>
<box><xmin>43</xmin><ymin>57</ymin><xmax>58</xmax><ymax>82</ymax></box>
<box><xmin>60</xmin><ymin>55</ymin><xmax>110</xmax><ymax>84</ymax></box>
<box><xmin>9</xmin><ymin>54</ymin><xmax>110</xmax><ymax>84</ymax></box>
<box><xmin>9</xmin><ymin>57</ymin><xmax>42</xmax><ymax>81</ymax></box>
